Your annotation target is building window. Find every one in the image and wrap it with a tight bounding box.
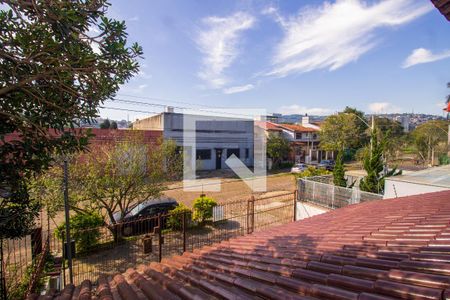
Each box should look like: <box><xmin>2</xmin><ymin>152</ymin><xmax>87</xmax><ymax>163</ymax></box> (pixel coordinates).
<box><xmin>196</xmin><ymin>149</ymin><xmax>211</xmax><ymax>160</ymax></box>
<box><xmin>313</xmin><ymin>133</ymin><xmax>317</xmax><ymax>139</ymax></box>
<box><xmin>227</xmin><ymin>148</ymin><xmax>240</xmax><ymax>158</ymax></box>
<box><xmin>245</xmin><ymin>148</ymin><xmax>249</xmax><ymax>159</ymax></box>
<box><xmin>295</xmin><ymin>132</ymin><xmax>302</xmax><ymax>139</ymax></box>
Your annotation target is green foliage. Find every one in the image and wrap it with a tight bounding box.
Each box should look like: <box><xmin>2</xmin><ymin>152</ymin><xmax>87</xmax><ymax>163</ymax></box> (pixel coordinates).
<box><xmin>320</xmin><ymin>112</ymin><xmax>363</xmax><ymax>151</ymax></box>
<box><xmin>343</xmin><ymin>107</ymin><xmax>369</xmax><ymax>148</ymax></box>
<box><xmin>167</xmin><ymin>203</ymin><xmax>192</xmax><ymax>231</ymax></box>
<box><xmin>55</xmin><ymin>212</ymin><xmax>104</xmax><ymax>253</ymax></box>
<box><xmin>0</xmin><ymin>1</ymin><xmax>142</xmax><ymax>238</ymax></box>
<box><xmin>333</xmin><ymin>150</ymin><xmax>347</xmax><ymax>187</ymax></box>
<box><xmin>110</xmin><ymin>121</ymin><xmax>118</xmax><ymax>130</ymax></box>
<box><xmin>100</xmin><ymin>119</ymin><xmax>111</xmax><ymax>129</ymax></box>
<box><xmin>192</xmin><ymin>195</ymin><xmax>217</xmax><ymax>225</ymax></box>
<box><xmin>278</xmin><ymin>161</ymin><xmax>294</xmax><ymax>169</ymax></box>
<box><xmin>8</xmin><ymin>252</ymin><xmax>54</xmax><ymax>299</ymax></box>
<box><xmin>293</xmin><ymin>166</ymin><xmax>330</xmax><ymax>179</ymax></box>
<box><xmin>438</xmin><ymin>154</ymin><xmax>449</xmax><ymax>165</ymax></box>
<box><xmin>267</xmin><ymin>133</ymin><xmax>291</xmax><ymax>168</ymax></box>
<box><xmin>359</xmin><ymin>129</ymin><xmax>385</xmax><ymax>194</ymax></box>
<box><xmin>411</xmin><ymin>120</ymin><xmax>448</xmax><ymax>165</ymax></box>
<box><xmin>358</xmin><ymin>128</ymin><xmax>402</xmax><ymax>194</ymax></box>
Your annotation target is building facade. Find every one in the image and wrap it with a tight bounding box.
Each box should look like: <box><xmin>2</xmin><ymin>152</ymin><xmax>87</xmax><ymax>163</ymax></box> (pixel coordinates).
<box><xmin>133</xmin><ymin>112</ymin><xmax>254</xmax><ymax>171</ymax></box>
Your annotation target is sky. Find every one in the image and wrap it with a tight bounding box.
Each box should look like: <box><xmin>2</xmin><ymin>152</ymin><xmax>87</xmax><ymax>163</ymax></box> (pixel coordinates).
<box><xmin>98</xmin><ymin>0</ymin><xmax>450</xmax><ymax>121</ymax></box>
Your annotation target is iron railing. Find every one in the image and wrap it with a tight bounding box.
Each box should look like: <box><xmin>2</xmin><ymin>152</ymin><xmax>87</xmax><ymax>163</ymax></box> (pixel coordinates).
<box><xmin>55</xmin><ymin>192</ymin><xmax>295</xmax><ymax>286</ymax></box>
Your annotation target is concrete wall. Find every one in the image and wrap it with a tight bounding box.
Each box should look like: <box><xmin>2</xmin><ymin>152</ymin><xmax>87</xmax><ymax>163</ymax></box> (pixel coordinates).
<box><xmin>133</xmin><ymin>114</ymin><xmax>164</xmax><ymax>130</ymax></box>
<box><xmin>296</xmin><ymin>202</ymin><xmax>329</xmax><ymax>220</ymax></box>
<box><xmin>384</xmin><ymin>179</ymin><xmax>449</xmax><ymax>199</ymax></box>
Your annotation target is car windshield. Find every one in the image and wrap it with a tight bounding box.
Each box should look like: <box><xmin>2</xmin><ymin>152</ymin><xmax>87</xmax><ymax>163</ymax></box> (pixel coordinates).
<box><xmin>129</xmin><ymin>202</ymin><xmax>147</xmax><ymax>216</ymax></box>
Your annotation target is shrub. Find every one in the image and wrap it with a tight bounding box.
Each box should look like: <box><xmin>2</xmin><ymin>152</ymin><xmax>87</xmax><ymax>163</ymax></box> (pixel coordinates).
<box><xmin>294</xmin><ymin>166</ymin><xmax>330</xmax><ymax>179</ymax></box>
<box><xmin>278</xmin><ymin>161</ymin><xmax>294</xmax><ymax>169</ymax></box>
<box><xmin>192</xmin><ymin>195</ymin><xmax>217</xmax><ymax>225</ymax></box>
<box><xmin>167</xmin><ymin>203</ymin><xmax>192</xmax><ymax>231</ymax></box>
<box><xmin>55</xmin><ymin>212</ymin><xmax>104</xmax><ymax>253</ymax></box>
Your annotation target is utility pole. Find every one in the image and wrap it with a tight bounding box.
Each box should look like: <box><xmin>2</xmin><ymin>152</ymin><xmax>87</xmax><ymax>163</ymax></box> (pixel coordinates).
<box><xmin>63</xmin><ymin>159</ymin><xmax>73</xmax><ymax>284</ymax></box>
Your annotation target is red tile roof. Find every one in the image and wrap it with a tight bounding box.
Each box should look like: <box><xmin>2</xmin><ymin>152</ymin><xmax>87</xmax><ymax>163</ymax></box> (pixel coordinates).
<box><xmin>255</xmin><ymin>121</ymin><xmax>283</xmax><ymax>131</ymax></box>
<box><xmin>279</xmin><ymin>123</ymin><xmax>319</xmax><ymax>133</ymax></box>
<box><xmin>432</xmin><ymin>0</ymin><xmax>450</xmax><ymax>21</ymax></box>
<box><xmin>30</xmin><ymin>190</ymin><xmax>450</xmax><ymax>299</ymax></box>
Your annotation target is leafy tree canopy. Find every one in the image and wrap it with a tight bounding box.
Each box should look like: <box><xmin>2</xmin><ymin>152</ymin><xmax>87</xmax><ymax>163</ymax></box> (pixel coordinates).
<box><xmin>319</xmin><ymin>112</ymin><xmax>361</xmax><ymax>151</ymax></box>
<box><xmin>0</xmin><ymin>1</ymin><xmax>142</xmax><ymax>238</ymax></box>
<box><xmin>411</xmin><ymin>120</ymin><xmax>448</xmax><ymax>165</ymax></box>
<box><xmin>266</xmin><ymin>133</ymin><xmax>290</xmax><ymax>167</ymax></box>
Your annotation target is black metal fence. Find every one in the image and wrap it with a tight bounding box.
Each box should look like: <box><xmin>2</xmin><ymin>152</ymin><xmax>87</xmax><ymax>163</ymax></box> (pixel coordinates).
<box><xmin>0</xmin><ymin>192</ymin><xmax>295</xmax><ymax>297</ymax></box>
<box><xmin>57</xmin><ymin>192</ymin><xmax>295</xmax><ymax>286</ymax></box>
<box><xmin>0</xmin><ymin>215</ymin><xmax>52</xmax><ymax>300</ymax></box>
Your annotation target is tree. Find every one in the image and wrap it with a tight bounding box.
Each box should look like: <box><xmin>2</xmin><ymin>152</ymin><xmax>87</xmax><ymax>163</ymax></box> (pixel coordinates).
<box><xmin>411</xmin><ymin>120</ymin><xmax>448</xmax><ymax>165</ymax></box>
<box><xmin>100</xmin><ymin>119</ymin><xmax>111</xmax><ymax>129</ymax></box>
<box><xmin>0</xmin><ymin>1</ymin><xmax>142</xmax><ymax>238</ymax></box>
<box><xmin>110</xmin><ymin>121</ymin><xmax>118</xmax><ymax>129</ymax></box>
<box><xmin>343</xmin><ymin>107</ymin><xmax>368</xmax><ymax>148</ymax></box>
<box><xmin>359</xmin><ymin>129</ymin><xmax>384</xmax><ymax>194</ymax></box>
<box><xmin>319</xmin><ymin>113</ymin><xmax>361</xmax><ymax>151</ymax></box>
<box><xmin>375</xmin><ymin>117</ymin><xmax>405</xmax><ymax>162</ymax></box>
<box><xmin>32</xmin><ymin>136</ymin><xmax>182</xmax><ymax>240</ymax></box>
<box><xmin>359</xmin><ymin>128</ymin><xmax>401</xmax><ymax>194</ymax></box>
<box><xmin>333</xmin><ymin>149</ymin><xmax>347</xmax><ymax>187</ymax></box>
<box><xmin>266</xmin><ymin>133</ymin><xmax>291</xmax><ymax>168</ymax></box>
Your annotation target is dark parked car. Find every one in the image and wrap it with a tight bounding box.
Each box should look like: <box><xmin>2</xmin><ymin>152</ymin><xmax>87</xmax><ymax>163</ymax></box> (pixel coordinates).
<box><xmin>318</xmin><ymin>160</ymin><xmax>335</xmax><ymax>171</ymax></box>
<box><xmin>112</xmin><ymin>197</ymin><xmax>178</xmax><ymax>236</ymax></box>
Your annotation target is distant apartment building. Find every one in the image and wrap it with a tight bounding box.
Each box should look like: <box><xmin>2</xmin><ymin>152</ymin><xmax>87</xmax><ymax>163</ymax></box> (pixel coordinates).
<box><xmin>133</xmin><ymin>111</ymin><xmax>254</xmax><ymax>170</ymax></box>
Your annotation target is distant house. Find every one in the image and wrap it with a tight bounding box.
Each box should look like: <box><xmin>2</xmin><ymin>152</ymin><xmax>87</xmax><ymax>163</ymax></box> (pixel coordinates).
<box><xmin>255</xmin><ymin>121</ymin><xmax>283</xmax><ymax>137</ymax></box>
<box><xmin>133</xmin><ymin>111</ymin><xmax>254</xmax><ymax>171</ymax></box>
<box><xmin>278</xmin><ymin>115</ymin><xmax>333</xmax><ymax>164</ymax></box>
<box><xmin>257</xmin><ymin>116</ymin><xmax>334</xmax><ymax>164</ymax></box>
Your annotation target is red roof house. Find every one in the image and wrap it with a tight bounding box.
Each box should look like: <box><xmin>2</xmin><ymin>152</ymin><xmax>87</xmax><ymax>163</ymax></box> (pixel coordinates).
<box><xmin>31</xmin><ymin>190</ymin><xmax>450</xmax><ymax>299</ymax></box>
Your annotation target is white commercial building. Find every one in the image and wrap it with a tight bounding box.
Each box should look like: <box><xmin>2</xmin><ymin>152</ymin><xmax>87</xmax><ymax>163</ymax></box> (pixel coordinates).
<box><xmin>133</xmin><ymin>111</ymin><xmax>254</xmax><ymax>171</ymax></box>
<box><xmin>384</xmin><ymin>165</ymin><xmax>450</xmax><ymax>198</ymax></box>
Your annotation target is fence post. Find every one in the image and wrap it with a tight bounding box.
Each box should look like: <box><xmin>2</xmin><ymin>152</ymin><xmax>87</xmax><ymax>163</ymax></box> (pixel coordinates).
<box><xmin>31</xmin><ymin>227</ymin><xmax>43</xmax><ymax>260</ymax></box>
<box><xmin>0</xmin><ymin>240</ymin><xmax>6</xmax><ymax>300</ymax></box>
<box><xmin>157</xmin><ymin>214</ymin><xmax>162</xmax><ymax>262</ymax></box>
<box><xmin>63</xmin><ymin>159</ymin><xmax>73</xmax><ymax>285</ymax></box>
<box><xmin>182</xmin><ymin>212</ymin><xmax>186</xmax><ymax>253</ymax></box>
<box><xmin>293</xmin><ymin>190</ymin><xmax>297</xmax><ymax>222</ymax></box>
<box><xmin>247</xmin><ymin>196</ymin><xmax>255</xmax><ymax>234</ymax></box>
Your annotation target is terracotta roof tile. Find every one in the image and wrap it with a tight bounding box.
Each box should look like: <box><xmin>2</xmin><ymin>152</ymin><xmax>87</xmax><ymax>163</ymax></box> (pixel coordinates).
<box><xmin>38</xmin><ymin>190</ymin><xmax>450</xmax><ymax>299</ymax></box>
<box><xmin>278</xmin><ymin>124</ymin><xmax>319</xmax><ymax>132</ymax></box>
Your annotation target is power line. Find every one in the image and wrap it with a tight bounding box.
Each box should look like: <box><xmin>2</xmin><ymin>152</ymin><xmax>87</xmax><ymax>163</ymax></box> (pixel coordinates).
<box><xmin>109</xmin><ymin>98</ymin><xmax>257</xmax><ymax>118</ymax></box>
<box><xmin>116</xmin><ymin>93</ymin><xmax>232</xmax><ymax>110</ymax></box>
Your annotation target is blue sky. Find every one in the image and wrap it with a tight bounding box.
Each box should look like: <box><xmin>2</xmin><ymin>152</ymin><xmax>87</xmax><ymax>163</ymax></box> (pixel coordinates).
<box><xmin>100</xmin><ymin>0</ymin><xmax>450</xmax><ymax>121</ymax></box>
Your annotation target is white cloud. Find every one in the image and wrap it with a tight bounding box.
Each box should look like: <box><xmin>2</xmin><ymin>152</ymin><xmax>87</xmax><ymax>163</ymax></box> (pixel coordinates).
<box><xmin>128</xmin><ymin>16</ymin><xmax>139</xmax><ymax>22</ymax></box>
<box><xmin>138</xmin><ymin>84</ymin><xmax>148</xmax><ymax>90</ymax></box>
<box><xmin>278</xmin><ymin>104</ymin><xmax>332</xmax><ymax>116</ymax></box>
<box><xmin>267</xmin><ymin>0</ymin><xmax>432</xmax><ymax>77</ymax></box>
<box><xmin>368</xmin><ymin>102</ymin><xmax>402</xmax><ymax>114</ymax></box>
<box><xmin>402</xmin><ymin>48</ymin><xmax>450</xmax><ymax>68</ymax></box>
<box><xmin>223</xmin><ymin>84</ymin><xmax>255</xmax><ymax>94</ymax></box>
<box><xmin>196</xmin><ymin>12</ymin><xmax>255</xmax><ymax>88</ymax></box>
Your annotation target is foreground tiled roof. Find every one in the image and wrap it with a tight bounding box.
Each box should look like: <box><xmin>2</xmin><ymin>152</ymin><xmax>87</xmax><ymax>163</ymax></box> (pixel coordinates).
<box><xmin>432</xmin><ymin>0</ymin><xmax>450</xmax><ymax>21</ymax></box>
<box><xmin>32</xmin><ymin>190</ymin><xmax>450</xmax><ymax>299</ymax></box>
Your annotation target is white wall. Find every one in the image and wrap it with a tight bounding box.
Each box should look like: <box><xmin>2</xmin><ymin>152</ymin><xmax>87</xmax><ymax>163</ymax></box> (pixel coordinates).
<box><xmin>384</xmin><ymin>180</ymin><xmax>449</xmax><ymax>199</ymax></box>
<box><xmin>296</xmin><ymin>202</ymin><xmax>329</xmax><ymax>220</ymax></box>
<box><xmin>163</xmin><ymin>113</ymin><xmax>254</xmax><ymax>171</ymax></box>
